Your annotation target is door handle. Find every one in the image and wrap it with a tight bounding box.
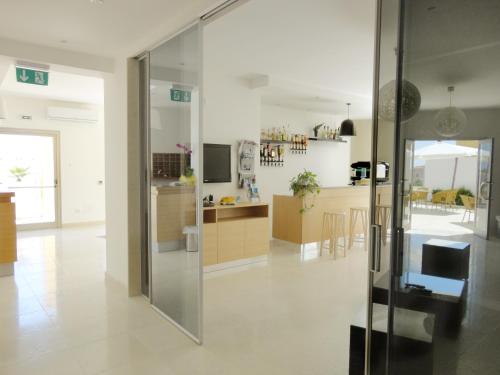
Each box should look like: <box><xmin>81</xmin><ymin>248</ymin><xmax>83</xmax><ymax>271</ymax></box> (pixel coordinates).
<box><xmin>394</xmin><ymin>227</ymin><xmax>405</xmax><ymax>277</ymax></box>
<box><xmin>370</xmin><ymin>224</ymin><xmax>381</xmax><ymax>273</ymax></box>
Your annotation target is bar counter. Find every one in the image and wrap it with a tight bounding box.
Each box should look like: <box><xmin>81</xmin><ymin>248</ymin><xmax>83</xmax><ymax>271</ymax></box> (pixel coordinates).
<box><xmin>272</xmin><ymin>185</ymin><xmax>392</xmax><ymax>245</ymax></box>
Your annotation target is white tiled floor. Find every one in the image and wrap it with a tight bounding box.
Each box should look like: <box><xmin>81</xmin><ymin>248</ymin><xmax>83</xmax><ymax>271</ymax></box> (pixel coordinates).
<box><xmin>0</xmin><ymin>225</ymin><xmax>369</xmax><ymax>375</ymax></box>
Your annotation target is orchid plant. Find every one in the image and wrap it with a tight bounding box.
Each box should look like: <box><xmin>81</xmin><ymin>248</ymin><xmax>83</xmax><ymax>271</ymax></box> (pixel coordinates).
<box><xmin>176</xmin><ymin>143</ymin><xmax>194</xmax><ymax>177</ymax></box>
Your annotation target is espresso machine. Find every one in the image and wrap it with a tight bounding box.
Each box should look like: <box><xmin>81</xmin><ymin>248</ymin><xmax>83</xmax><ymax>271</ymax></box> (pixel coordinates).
<box><xmin>350</xmin><ymin>161</ymin><xmax>389</xmax><ymax>185</ymax></box>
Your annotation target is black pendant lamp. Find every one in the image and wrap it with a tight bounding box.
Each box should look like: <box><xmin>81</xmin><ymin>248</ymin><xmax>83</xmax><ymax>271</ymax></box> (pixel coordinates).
<box><xmin>340</xmin><ymin>103</ymin><xmax>355</xmax><ymax>136</ymax></box>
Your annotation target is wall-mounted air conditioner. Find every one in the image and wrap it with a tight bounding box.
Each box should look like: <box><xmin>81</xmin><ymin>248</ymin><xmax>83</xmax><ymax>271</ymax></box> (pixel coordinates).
<box><xmin>47</xmin><ymin>106</ymin><xmax>99</xmax><ymax>123</ymax></box>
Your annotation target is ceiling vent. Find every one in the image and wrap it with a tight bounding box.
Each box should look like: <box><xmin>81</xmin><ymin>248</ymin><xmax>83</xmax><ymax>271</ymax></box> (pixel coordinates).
<box><xmin>47</xmin><ymin>106</ymin><xmax>98</xmax><ymax>123</ymax></box>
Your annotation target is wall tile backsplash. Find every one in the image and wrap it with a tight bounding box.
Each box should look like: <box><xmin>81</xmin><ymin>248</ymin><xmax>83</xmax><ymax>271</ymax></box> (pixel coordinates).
<box><xmin>152</xmin><ymin>153</ymin><xmax>190</xmax><ymax>178</ymax></box>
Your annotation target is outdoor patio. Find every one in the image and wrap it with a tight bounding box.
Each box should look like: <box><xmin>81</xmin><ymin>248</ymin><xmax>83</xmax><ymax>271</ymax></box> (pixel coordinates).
<box><xmin>409</xmin><ymin>205</ymin><xmax>474</xmax><ymax>236</ymax></box>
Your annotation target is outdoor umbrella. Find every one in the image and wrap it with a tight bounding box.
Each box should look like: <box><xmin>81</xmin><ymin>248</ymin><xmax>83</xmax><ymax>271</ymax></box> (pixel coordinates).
<box><xmin>414</xmin><ymin>142</ymin><xmax>477</xmax><ymax>189</ymax></box>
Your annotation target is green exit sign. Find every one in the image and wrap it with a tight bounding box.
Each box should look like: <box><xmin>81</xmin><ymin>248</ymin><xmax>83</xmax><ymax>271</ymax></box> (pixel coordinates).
<box><xmin>170</xmin><ymin>88</ymin><xmax>191</xmax><ymax>103</ymax></box>
<box><xmin>16</xmin><ymin>67</ymin><xmax>49</xmax><ymax>86</ymax></box>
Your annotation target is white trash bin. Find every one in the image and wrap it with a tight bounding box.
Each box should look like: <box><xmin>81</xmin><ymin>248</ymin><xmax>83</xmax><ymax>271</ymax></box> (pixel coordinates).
<box><xmin>183</xmin><ymin>226</ymin><xmax>198</xmax><ymax>252</ymax></box>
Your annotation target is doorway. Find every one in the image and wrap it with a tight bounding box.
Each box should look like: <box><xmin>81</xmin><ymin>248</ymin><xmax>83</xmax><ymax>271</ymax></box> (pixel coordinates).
<box><xmin>406</xmin><ymin>139</ymin><xmax>493</xmax><ymax>239</ymax></box>
<box><xmin>0</xmin><ymin>128</ymin><xmax>60</xmax><ymax>229</ymax></box>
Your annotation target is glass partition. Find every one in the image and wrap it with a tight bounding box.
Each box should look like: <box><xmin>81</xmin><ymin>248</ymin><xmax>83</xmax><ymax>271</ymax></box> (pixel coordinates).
<box><xmin>148</xmin><ymin>24</ymin><xmax>202</xmax><ymax>342</ymax></box>
<box><xmin>369</xmin><ymin>0</ymin><xmax>500</xmax><ymax>374</ymax></box>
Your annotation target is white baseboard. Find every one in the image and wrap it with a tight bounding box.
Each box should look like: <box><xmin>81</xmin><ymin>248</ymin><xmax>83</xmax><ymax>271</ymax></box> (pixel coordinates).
<box><xmin>62</xmin><ymin>220</ymin><xmax>105</xmax><ymax>228</ymax></box>
<box><xmin>203</xmin><ymin>255</ymin><xmax>268</xmax><ymax>273</ymax></box>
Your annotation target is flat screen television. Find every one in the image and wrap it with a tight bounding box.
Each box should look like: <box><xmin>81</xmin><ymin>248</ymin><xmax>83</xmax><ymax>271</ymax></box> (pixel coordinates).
<box><xmin>203</xmin><ymin>143</ymin><xmax>231</xmax><ymax>183</ymax></box>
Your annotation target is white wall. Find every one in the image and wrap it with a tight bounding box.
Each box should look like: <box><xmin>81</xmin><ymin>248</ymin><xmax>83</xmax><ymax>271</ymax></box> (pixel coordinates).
<box><xmin>104</xmin><ymin>59</ymin><xmax>129</xmax><ymax>287</ymax></box>
<box><xmin>202</xmin><ymin>70</ymin><xmax>261</xmax><ymax>199</ymax></box>
<box><xmin>423</xmin><ymin>157</ymin><xmax>478</xmax><ymax>195</ymax></box>
<box><xmin>259</xmin><ymin>104</ymin><xmax>351</xmax><ymax>205</ymax></box>
<box><xmin>350</xmin><ymin>119</ymin><xmax>372</xmax><ymax>164</ymax></box>
<box><xmin>151</xmin><ymin>106</ymin><xmax>190</xmax><ymax>154</ymax></box>
<box><xmin>0</xmin><ymin>95</ymin><xmax>105</xmax><ymax>224</ymax></box>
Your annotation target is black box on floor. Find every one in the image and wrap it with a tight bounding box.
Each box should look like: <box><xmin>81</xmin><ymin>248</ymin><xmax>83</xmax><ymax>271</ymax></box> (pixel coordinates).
<box><xmin>422</xmin><ymin>239</ymin><xmax>470</xmax><ymax>280</ymax></box>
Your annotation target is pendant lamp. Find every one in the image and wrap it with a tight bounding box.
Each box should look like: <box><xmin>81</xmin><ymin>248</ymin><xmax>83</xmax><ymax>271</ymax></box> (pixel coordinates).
<box><xmin>340</xmin><ymin>103</ymin><xmax>355</xmax><ymax>136</ymax></box>
<box><xmin>434</xmin><ymin>86</ymin><xmax>467</xmax><ymax>137</ymax></box>
<box><xmin>0</xmin><ymin>96</ymin><xmax>7</xmax><ymax>120</ymax></box>
<box><xmin>379</xmin><ymin>79</ymin><xmax>421</xmax><ymax>122</ymax></box>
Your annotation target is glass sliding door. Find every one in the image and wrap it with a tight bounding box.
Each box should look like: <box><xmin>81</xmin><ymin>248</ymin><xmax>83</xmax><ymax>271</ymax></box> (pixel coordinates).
<box><xmin>365</xmin><ymin>0</ymin><xmax>400</xmax><ymax>373</ymax></box>
<box><xmin>147</xmin><ymin>23</ymin><xmax>202</xmax><ymax>342</ymax></box>
<box><xmin>0</xmin><ymin>130</ymin><xmax>60</xmax><ymax>229</ymax></box>
<box><xmin>369</xmin><ymin>0</ymin><xmax>500</xmax><ymax>374</ymax></box>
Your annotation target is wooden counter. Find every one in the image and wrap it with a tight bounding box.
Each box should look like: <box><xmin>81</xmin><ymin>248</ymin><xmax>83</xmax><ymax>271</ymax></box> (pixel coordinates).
<box><xmin>273</xmin><ymin>185</ymin><xmax>392</xmax><ymax>245</ymax></box>
<box><xmin>203</xmin><ymin>203</ymin><xmax>269</xmax><ymax>267</ymax></box>
<box><xmin>0</xmin><ymin>192</ymin><xmax>17</xmax><ymax>276</ymax></box>
<box><xmin>151</xmin><ymin>185</ymin><xmax>196</xmax><ymax>252</ymax></box>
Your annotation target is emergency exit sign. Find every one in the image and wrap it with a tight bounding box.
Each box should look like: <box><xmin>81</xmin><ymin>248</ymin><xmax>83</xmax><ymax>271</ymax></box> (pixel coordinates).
<box><xmin>170</xmin><ymin>88</ymin><xmax>191</xmax><ymax>102</ymax></box>
<box><xmin>16</xmin><ymin>67</ymin><xmax>49</xmax><ymax>86</ymax></box>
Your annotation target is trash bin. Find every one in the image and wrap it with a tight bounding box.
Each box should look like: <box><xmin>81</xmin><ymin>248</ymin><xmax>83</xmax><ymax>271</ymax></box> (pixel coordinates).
<box><xmin>496</xmin><ymin>216</ymin><xmax>500</xmax><ymax>238</ymax></box>
<box><xmin>183</xmin><ymin>226</ymin><xmax>198</xmax><ymax>252</ymax></box>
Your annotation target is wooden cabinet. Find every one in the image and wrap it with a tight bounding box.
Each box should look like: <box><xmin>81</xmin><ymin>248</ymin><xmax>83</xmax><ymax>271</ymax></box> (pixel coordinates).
<box><xmin>203</xmin><ymin>223</ymin><xmax>218</xmax><ymax>266</ymax></box>
<box><xmin>244</xmin><ymin>218</ymin><xmax>269</xmax><ymax>258</ymax></box>
<box><xmin>218</xmin><ymin>220</ymin><xmax>245</xmax><ymax>262</ymax></box>
<box><xmin>203</xmin><ymin>203</ymin><xmax>269</xmax><ymax>267</ymax></box>
<box><xmin>0</xmin><ymin>193</ymin><xmax>17</xmax><ymax>276</ymax></box>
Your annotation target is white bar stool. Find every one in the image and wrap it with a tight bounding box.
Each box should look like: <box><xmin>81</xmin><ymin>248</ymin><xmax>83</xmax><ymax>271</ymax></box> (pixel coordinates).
<box><xmin>376</xmin><ymin>205</ymin><xmax>391</xmax><ymax>245</ymax></box>
<box><xmin>320</xmin><ymin>211</ymin><xmax>347</xmax><ymax>258</ymax></box>
<box><xmin>348</xmin><ymin>207</ymin><xmax>369</xmax><ymax>250</ymax></box>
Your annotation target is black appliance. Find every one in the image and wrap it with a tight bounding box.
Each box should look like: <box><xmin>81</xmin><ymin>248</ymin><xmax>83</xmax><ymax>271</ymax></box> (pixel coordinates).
<box><xmin>203</xmin><ymin>144</ymin><xmax>231</xmax><ymax>183</ymax></box>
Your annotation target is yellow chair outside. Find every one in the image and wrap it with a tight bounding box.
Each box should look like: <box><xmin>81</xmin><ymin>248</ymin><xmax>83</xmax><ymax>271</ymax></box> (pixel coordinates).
<box><xmin>431</xmin><ymin>189</ymin><xmax>458</xmax><ymax>209</ymax></box>
<box><xmin>461</xmin><ymin>195</ymin><xmax>475</xmax><ymax>222</ymax></box>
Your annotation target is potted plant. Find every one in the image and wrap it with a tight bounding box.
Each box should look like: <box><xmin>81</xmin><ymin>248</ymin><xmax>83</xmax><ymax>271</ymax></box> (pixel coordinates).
<box><xmin>9</xmin><ymin>166</ymin><xmax>30</xmax><ymax>182</ymax></box>
<box><xmin>176</xmin><ymin>143</ymin><xmax>196</xmax><ymax>185</ymax></box>
<box><xmin>290</xmin><ymin>170</ymin><xmax>321</xmax><ymax>213</ymax></box>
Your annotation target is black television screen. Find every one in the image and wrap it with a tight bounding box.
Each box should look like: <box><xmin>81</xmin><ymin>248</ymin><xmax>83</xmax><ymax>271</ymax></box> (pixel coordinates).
<box><xmin>203</xmin><ymin>144</ymin><xmax>231</xmax><ymax>183</ymax></box>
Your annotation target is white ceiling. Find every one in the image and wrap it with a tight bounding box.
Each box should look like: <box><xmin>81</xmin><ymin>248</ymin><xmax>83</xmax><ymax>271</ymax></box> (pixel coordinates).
<box><xmin>1</xmin><ymin>0</ymin><xmax>497</xmax><ymax>115</ymax></box>
<box><xmin>0</xmin><ymin>0</ymin><xmax>221</xmax><ymax>58</ymax></box>
<box><xmin>201</xmin><ymin>0</ymin><xmax>500</xmax><ymax>117</ymax></box>
<box><xmin>0</xmin><ymin>56</ymin><xmax>104</xmax><ymax>104</ymax></box>
<box><xmin>204</xmin><ymin>0</ymin><xmax>376</xmax><ymax>117</ymax></box>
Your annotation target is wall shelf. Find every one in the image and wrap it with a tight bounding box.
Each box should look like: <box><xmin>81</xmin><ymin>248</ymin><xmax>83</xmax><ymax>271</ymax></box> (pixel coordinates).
<box><xmin>260</xmin><ymin>138</ymin><xmax>347</xmax><ymax>144</ymax></box>
<box><xmin>308</xmin><ymin>137</ymin><xmax>347</xmax><ymax>143</ymax></box>
<box><xmin>260</xmin><ymin>139</ymin><xmax>293</xmax><ymax>144</ymax></box>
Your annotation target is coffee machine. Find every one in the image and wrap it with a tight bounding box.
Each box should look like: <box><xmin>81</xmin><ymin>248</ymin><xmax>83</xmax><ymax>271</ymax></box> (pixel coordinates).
<box><xmin>350</xmin><ymin>161</ymin><xmax>389</xmax><ymax>185</ymax></box>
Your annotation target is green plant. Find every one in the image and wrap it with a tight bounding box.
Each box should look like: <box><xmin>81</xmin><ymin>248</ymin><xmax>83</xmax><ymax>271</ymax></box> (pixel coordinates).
<box><xmin>9</xmin><ymin>166</ymin><xmax>30</xmax><ymax>182</ymax></box>
<box><xmin>455</xmin><ymin>187</ymin><xmax>474</xmax><ymax>206</ymax></box>
<box><xmin>290</xmin><ymin>170</ymin><xmax>320</xmax><ymax>213</ymax></box>
<box><xmin>432</xmin><ymin>189</ymin><xmax>442</xmax><ymax>195</ymax></box>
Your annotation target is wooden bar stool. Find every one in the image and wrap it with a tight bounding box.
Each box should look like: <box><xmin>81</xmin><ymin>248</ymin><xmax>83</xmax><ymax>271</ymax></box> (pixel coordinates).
<box><xmin>376</xmin><ymin>204</ymin><xmax>391</xmax><ymax>245</ymax></box>
<box><xmin>320</xmin><ymin>211</ymin><xmax>346</xmax><ymax>258</ymax></box>
<box><xmin>348</xmin><ymin>207</ymin><xmax>369</xmax><ymax>250</ymax></box>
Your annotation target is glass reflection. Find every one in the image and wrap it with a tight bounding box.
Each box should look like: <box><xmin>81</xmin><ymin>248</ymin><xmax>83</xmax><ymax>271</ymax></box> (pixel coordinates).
<box><xmin>149</xmin><ymin>24</ymin><xmax>201</xmax><ymax>340</ymax></box>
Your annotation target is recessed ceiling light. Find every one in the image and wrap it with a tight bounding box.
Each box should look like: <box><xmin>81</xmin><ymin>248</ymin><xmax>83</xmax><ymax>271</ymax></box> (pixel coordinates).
<box><xmin>90</xmin><ymin>0</ymin><xmax>104</xmax><ymax>4</ymax></box>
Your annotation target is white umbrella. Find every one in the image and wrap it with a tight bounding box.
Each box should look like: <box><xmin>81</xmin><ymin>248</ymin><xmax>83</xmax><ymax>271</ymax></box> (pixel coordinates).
<box><xmin>414</xmin><ymin>142</ymin><xmax>477</xmax><ymax>160</ymax></box>
<box><xmin>414</xmin><ymin>142</ymin><xmax>477</xmax><ymax>189</ymax></box>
